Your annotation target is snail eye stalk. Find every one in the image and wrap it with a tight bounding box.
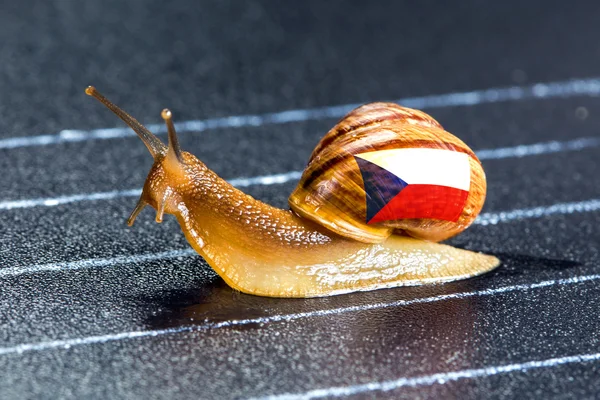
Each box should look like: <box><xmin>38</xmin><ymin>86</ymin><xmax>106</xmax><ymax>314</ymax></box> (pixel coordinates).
<box><xmin>161</xmin><ymin>108</ymin><xmax>185</xmax><ymax>165</ymax></box>
<box><xmin>85</xmin><ymin>86</ymin><xmax>167</xmax><ymax>159</ymax></box>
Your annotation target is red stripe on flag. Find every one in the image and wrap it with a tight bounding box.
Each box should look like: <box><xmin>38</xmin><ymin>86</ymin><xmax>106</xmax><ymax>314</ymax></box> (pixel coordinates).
<box><xmin>368</xmin><ymin>184</ymin><xmax>469</xmax><ymax>224</ymax></box>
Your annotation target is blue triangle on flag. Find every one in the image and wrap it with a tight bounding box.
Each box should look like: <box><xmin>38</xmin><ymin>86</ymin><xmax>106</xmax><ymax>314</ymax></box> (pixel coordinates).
<box><xmin>354</xmin><ymin>157</ymin><xmax>408</xmax><ymax>223</ymax></box>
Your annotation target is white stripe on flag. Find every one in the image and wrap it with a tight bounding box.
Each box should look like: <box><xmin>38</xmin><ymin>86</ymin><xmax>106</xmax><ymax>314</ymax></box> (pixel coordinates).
<box><xmin>355</xmin><ymin>148</ymin><xmax>471</xmax><ymax>190</ymax></box>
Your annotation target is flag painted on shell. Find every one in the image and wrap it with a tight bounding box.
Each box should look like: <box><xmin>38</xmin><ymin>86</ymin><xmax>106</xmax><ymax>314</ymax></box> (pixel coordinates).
<box><xmin>354</xmin><ymin>148</ymin><xmax>471</xmax><ymax>224</ymax></box>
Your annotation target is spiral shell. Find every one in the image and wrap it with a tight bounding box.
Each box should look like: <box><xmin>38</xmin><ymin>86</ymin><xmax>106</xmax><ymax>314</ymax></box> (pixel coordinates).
<box><xmin>289</xmin><ymin>102</ymin><xmax>486</xmax><ymax>243</ymax></box>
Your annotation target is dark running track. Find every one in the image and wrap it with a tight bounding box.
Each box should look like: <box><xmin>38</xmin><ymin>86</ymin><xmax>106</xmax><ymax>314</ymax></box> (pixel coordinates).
<box><xmin>1</xmin><ymin>1</ymin><xmax>600</xmax><ymax>399</ymax></box>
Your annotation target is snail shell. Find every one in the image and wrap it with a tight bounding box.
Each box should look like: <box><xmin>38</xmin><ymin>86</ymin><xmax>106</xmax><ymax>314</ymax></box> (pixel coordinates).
<box><xmin>289</xmin><ymin>102</ymin><xmax>486</xmax><ymax>243</ymax></box>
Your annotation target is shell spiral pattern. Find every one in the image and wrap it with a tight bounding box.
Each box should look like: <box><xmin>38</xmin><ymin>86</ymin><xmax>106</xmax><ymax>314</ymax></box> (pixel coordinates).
<box><xmin>289</xmin><ymin>102</ymin><xmax>487</xmax><ymax>243</ymax></box>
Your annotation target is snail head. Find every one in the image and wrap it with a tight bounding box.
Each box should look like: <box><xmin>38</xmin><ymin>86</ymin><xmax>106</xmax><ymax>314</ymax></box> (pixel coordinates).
<box><xmin>85</xmin><ymin>86</ymin><xmax>205</xmax><ymax>226</ymax></box>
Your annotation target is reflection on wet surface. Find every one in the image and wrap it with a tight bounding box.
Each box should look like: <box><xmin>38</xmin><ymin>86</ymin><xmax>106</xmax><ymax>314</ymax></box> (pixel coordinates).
<box><xmin>139</xmin><ymin>253</ymin><xmax>581</xmax><ymax>332</ymax></box>
<box><xmin>116</xmin><ymin>251</ymin><xmax>590</xmax><ymax>400</ymax></box>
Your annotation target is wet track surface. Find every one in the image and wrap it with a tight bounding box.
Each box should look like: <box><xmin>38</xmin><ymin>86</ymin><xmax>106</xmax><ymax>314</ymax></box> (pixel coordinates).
<box><xmin>1</xmin><ymin>1</ymin><xmax>600</xmax><ymax>399</ymax></box>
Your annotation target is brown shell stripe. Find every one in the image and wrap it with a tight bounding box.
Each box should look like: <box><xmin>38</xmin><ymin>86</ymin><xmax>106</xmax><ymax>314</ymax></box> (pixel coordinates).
<box><xmin>309</xmin><ymin>104</ymin><xmax>442</xmax><ymax>162</ymax></box>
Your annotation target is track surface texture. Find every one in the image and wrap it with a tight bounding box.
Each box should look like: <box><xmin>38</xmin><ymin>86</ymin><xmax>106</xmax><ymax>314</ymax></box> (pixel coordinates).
<box><xmin>1</xmin><ymin>1</ymin><xmax>600</xmax><ymax>399</ymax></box>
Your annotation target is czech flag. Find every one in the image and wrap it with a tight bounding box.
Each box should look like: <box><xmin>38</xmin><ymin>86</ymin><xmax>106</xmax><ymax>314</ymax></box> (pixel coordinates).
<box><xmin>354</xmin><ymin>148</ymin><xmax>471</xmax><ymax>224</ymax></box>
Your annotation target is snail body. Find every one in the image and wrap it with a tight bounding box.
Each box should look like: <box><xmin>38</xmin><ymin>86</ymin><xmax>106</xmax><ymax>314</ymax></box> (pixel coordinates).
<box><xmin>85</xmin><ymin>87</ymin><xmax>499</xmax><ymax>298</ymax></box>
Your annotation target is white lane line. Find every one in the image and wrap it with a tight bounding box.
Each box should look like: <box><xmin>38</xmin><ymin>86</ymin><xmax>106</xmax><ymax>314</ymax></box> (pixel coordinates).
<box><xmin>1</xmin><ymin>197</ymin><xmax>599</xmax><ymax>279</ymax></box>
<box><xmin>1</xmin><ymin>136</ymin><xmax>598</xmax><ymax>211</ymax></box>
<box><xmin>1</xmin><ymin>77</ymin><xmax>600</xmax><ymax>150</ymax></box>
<box><xmin>257</xmin><ymin>352</ymin><xmax>600</xmax><ymax>399</ymax></box>
<box><xmin>475</xmin><ymin>136</ymin><xmax>600</xmax><ymax>160</ymax></box>
<box><xmin>0</xmin><ymin>171</ymin><xmax>304</xmax><ymax>211</ymax></box>
<box><xmin>0</xmin><ymin>189</ymin><xmax>142</xmax><ymax>210</ymax></box>
<box><xmin>0</xmin><ymin>249</ymin><xmax>196</xmax><ymax>278</ymax></box>
<box><xmin>228</xmin><ymin>170</ymin><xmax>304</xmax><ymax>187</ymax></box>
<box><xmin>475</xmin><ymin>199</ymin><xmax>600</xmax><ymax>226</ymax></box>
<box><xmin>0</xmin><ymin>273</ymin><xmax>599</xmax><ymax>356</ymax></box>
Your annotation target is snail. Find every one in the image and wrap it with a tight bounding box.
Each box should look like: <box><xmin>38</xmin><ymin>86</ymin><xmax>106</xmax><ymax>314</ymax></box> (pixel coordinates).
<box><xmin>85</xmin><ymin>87</ymin><xmax>499</xmax><ymax>298</ymax></box>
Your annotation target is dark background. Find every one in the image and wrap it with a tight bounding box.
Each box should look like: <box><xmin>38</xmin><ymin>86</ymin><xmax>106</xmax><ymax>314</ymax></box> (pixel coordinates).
<box><xmin>1</xmin><ymin>1</ymin><xmax>600</xmax><ymax>399</ymax></box>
